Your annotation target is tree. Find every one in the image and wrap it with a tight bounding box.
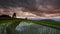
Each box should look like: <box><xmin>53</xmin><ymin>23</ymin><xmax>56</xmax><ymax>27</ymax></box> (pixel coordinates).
<box><xmin>12</xmin><ymin>13</ymin><xmax>16</xmax><ymax>18</ymax></box>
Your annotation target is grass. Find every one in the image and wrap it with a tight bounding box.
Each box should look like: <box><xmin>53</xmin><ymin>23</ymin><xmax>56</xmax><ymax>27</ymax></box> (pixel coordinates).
<box><xmin>22</xmin><ymin>19</ymin><xmax>60</xmax><ymax>30</ymax></box>
<box><xmin>0</xmin><ymin>18</ymin><xmax>60</xmax><ymax>34</ymax></box>
<box><xmin>0</xmin><ymin>18</ymin><xmax>60</xmax><ymax>30</ymax></box>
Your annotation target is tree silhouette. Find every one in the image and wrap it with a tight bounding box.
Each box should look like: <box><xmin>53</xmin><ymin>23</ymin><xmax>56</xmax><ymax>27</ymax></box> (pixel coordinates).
<box><xmin>12</xmin><ymin>13</ymin><xmax>16</xmax><ymax>18</ymax></box>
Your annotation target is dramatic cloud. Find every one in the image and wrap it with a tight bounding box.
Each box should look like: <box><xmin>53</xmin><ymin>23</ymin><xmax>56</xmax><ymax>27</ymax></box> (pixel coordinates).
<box><xmin>0</xmin><ymin>0</ymin><xmax>60</xmax><ymax>17</ymax></box>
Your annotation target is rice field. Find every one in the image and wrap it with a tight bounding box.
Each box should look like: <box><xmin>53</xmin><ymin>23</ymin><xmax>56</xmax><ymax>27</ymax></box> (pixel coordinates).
<box><xmin>0</xmin><ymin>18</ymin><xmax>60</xmax><ymax>34</ymax></box>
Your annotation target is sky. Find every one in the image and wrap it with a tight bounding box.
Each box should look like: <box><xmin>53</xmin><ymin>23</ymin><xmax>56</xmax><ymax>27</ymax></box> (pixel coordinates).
<box><xmin>0</xmin><ymin>0</ymin><xmax>60</xmax><ymax>17</ymax></box>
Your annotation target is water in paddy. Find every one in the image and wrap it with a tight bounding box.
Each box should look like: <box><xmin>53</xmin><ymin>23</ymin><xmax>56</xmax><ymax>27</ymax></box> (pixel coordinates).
<box><xmin>0</xmin><ymin>22</ymin><xmax>60</xmax><ymax>34</ymax></box>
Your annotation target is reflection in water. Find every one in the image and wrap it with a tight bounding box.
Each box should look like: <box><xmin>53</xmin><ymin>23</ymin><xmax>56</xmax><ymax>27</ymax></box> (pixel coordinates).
<box><xmin>16</xmin><ymin>22</ymin><xmax>60</xmax><ymax>34</ymax></box>
<box><xmin>0</xmin><ymin>22</ymin><xmax>60</xmax><ymax>34</ymax></box>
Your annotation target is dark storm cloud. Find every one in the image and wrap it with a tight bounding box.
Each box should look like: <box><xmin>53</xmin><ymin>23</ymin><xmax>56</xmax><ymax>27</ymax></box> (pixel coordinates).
<box><xmin>0</xmin><ymin>0</ymin><xmax>60</xmax><ymax>9</ymax></box>
<box><xmin>39</xmin><ymin>0</ymin><xmax>60</xmax><ymax>5</ymax></box>
<box><xmin>0</xmin><ymin>0</ymin><xmax>36</xmax><ymax>10</ymax></box>
<box><xmin>0</xmin><ymin>0</ymin><xmax>60</xmax><ymax>17</ymax></box>
<box><xmin>36</xmin><ymin>0</ymin><xmax>60</xmax><ymax>9</ymax></box>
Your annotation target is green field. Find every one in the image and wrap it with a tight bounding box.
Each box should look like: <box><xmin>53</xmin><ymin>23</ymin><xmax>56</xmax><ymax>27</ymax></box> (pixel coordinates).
<box><xmin>0</xmin><ymin>18</ymin><xmax>60</xmax><ymax>34</ymax></box>
<box><xmin>0</xmin><ymin>18</ymin><xmax>60</xmax><ymax>30</ymax></box>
